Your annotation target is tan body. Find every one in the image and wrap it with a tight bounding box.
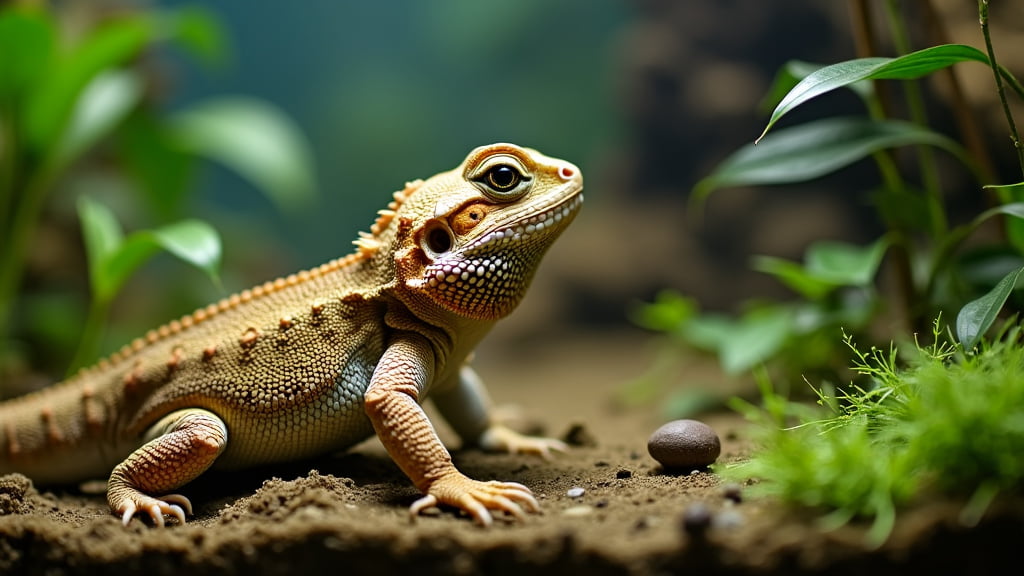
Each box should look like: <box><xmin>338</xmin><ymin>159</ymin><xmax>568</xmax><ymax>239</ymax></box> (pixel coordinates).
<box><xmin>0</xmin><ymin>144</ymin><xmax>583</xmax><ymax>526</ymax></box>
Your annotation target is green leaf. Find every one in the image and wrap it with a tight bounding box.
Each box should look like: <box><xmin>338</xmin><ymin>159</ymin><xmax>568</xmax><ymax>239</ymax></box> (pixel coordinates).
<box><xmin>0</xmin><ymin>8</ymin><xmax>54</xmax><ymax>100</ymax></box>
<box><xmin>684</xmin><ymin>308</ymin><xmax>794</xmax><ymax>374</ymax></box>
<box><xmin>753</xmin><ymin>256</ymin><xmax>835</xmax><ymax>301</ymax></box>
<box><xmin>170</xmin><ymin>97</ymin><xmax>317</xmax><ymax>213</ymax></box>
<box><xmin>78</xmin><ymin>197</ymin><xmax>222</xmax><ymax>302</ymax></box>
<box><xmin>169</xmin><ymin>6</ymin><xmax>228</xmax><ymax>66</ymax></box>
<box><xmin>983</xmin><ymin>182</ymin><xmax>1024</xmax><ymax>204</ymax></box>
<box><xmin>77</xmin><ymin>196</ymin><xmax>126</xmax><ymax>300</ymax></box>
<box><xmin>680</xmin><ymin>313</ymin><xmax>734</xmax><ymax>352</ymax></box>
<box><xmin>983</xmin><ymin>183</ymin><xmax>1024</xmax><ymax>254</ymax></box>
<box><xmin>631</xmin><ymin>290</ymin><xmax>697</xmax><ymax>332</ymax></box>
<box><xmin>101</xmin><ymin>235</ymin><xmax>163</xmax><ymax>301</ymax></box>
<box><xmin>805</xmin><ymin>239</ymin><xmax>888</xmax><ymax>287</ymax></box>
<box><xmin>872</xmin><ymin>185</ymin><xmax>932</xmax><ymax>234</ymax></box>
<box><xmin>116</xmin><ymin>111</ymin><xmax>196</xmax><ymax>218</ymax></box>
<box><xmin>956</xmin><ymin>266</ymin><xmax>1024</xmax><ymax>349</ymax></box>
<box><xmin>694</xmin><ymin>117</ymin><xmax>966</xmax><ymax>202</ymax></box>
<box><xmin>754</xmin><ymin>240</ymin><xmax>887</xmax><ymax>300</ymax></box>
<box><xmin>761</xmin><ymin>60</ymin><xmax>871</xmax><ymax>115</ymax></box>
<box><xmin>23</xmin><ymin>16</ymin><xmax>153</xmax><ymax>151</ymax></box>
<box><xmin>147</xmin><ymin>220</ymin><xmax>222</xmax><ymax>283</ymax></box>
<box><xmin>718</xmin><ymin>307</ymin><xmax>794</xmax><ymax>374</ymax></box>
<box><xmin>759</xmin><ymin>44</ymin><xmax>989</xmax><ymax>142</ymax></box>
<box><xmin>101</xmin><ymin>222</ymin><xmax>222</xmax><ymax>299</ymax></box>
<box><xmin>56</xmin><ymin>70</ymin><xmax>143</xmax><ymax>169</ymax></box>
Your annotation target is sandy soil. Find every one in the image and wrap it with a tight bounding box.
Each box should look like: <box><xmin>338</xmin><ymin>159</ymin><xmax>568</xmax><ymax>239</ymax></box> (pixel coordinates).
<box><xmin>1</xmin><ymin>333</ymin><xmax>1021</xmax><ymax>575</ymax></box>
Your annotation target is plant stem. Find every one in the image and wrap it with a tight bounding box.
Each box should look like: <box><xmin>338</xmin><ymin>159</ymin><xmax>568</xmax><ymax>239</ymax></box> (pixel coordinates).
<box><xmin>66</xmin><ymin>297</ymin><xmax>110</xmax><ymax>377</ymax></box>
<box><xmin>920</xmin><ymin>0</ymin><xmax>996</xmax><ymax>186</ymax></box>
<box><xmin>884</xmin><ymin>0</ymin><xmax>947</xmax><ymax>239</ymax></box>
<box><xmin>0</xmin><ymin>153</ymin><xmax>59</xmax><ymax>338</ymax></box>
<box><xmin>850</xmin><ymin>0</ymin><xmax>918</xmax><ymax>333</ymax></box>
<box><xmin>979</xmin><ymin>0</ymin><xmax>1024</xmax><ymax>178</ymax></box>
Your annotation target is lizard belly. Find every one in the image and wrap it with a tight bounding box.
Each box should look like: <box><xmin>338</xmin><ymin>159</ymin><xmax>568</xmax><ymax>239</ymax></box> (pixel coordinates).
<box><xmin>212</xmin><ymin>357</ymin><xmax>378</xmax><ymax>469</ymax></box>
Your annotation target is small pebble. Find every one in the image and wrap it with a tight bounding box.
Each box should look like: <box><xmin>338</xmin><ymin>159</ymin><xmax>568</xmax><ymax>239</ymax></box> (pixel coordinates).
<box><xmin>681</xmin><ymin>502</ymin><xmax>713</xmax><ymax>535</ymax></box>
<box><xmin>562</xmin><ymin>423</ymin><xmax>597</xmax><ymax>447</ymax></box>
<box><xmin>647</xmin><ymin>419</ymin><xmax>721</xmax><ymax>470</ymax></box>
<box><xmin>566</xmin><ymin>486</ymin><xmax>586</xmax><ymax>498</ymax></box>
<box><xmin>562</xmin><ymin>505</ymin><xmax>593</xmax><ymax>517</ymax></box>
<box><xmin>722</xmin><ymin>483</ymin><xmax>743</xmax><ymax>503</ymax></box>
<box><xmin>713</xmin><ymin>509</ymin><xmax>745</xmax><ymax>530</ymax></box>
<box><xmin>615</xmin><ymin>468</ymin><xmax>632</xmax><ymax>479</ymax></box>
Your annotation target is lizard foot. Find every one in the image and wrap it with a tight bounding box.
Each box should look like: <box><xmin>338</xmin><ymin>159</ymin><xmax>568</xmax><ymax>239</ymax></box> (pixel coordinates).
<box><xmin>479</xmin><ymin>424</ymin><xmax>568</xmax><ymax>460</ymax></box>
<box><xmin>411</xmin><ymin>471</ymin><xmax>539</xmax><ymax>527</ymax></box>
<box><xmin>114</xmin><ymin>493</ymin><xmax>193</xmax><ymax>527</ymax></box>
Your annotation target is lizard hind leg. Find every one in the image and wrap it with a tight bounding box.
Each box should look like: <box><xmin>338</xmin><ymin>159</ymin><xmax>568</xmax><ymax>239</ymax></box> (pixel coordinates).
<box><xmin>107</xmin><ymin>408</ymin><xmax>228</xmax><ymax>527</ymax></box>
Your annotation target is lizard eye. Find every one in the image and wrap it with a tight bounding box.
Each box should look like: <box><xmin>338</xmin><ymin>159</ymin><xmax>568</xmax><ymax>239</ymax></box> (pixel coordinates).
<box><xmin>470</xmin><ymin>154</ymin><xmax>532</xmax><ymax>201</ymax></box>
<box><xmin>485</xmin><ymin>165</ymin><xmax>521</xmax><ymax>191</ymax></box>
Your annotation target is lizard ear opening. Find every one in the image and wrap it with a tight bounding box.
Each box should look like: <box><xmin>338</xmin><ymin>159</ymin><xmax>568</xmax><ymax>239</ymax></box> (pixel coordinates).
<box><xmin>420</xmin><ymin>220</ymin><xmax>454</xmax><ymax>258</ymax></box>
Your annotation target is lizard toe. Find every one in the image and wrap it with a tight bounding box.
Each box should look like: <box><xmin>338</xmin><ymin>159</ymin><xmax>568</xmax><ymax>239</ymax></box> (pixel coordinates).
<box><xmin>416</xmin><ymin>473</ymin><xmax>540</xmax><ymax>526</ymax></box>
<box><xmin>115</xmin><ymin>493</ymin><xmax>192</xmax><ymax>527</ymax></box>
<box><xmin>479</xmin><ymin>425</ymin><xmax>568</xmax><ymax>460</ymax></box>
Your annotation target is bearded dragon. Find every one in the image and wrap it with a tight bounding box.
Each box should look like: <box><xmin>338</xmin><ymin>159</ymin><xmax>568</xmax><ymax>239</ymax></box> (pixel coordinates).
<box><xmin>0</xmin><ymin>143</ymin><xmax>583</xmax><ymax>527</ymax></box>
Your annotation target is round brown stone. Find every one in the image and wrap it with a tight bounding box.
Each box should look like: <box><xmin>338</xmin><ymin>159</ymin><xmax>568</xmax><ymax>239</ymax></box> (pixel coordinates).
<box><xmin>647</xmin><ymin>419</ymin><xmax>721</xmax><ymax>469</ymax></box>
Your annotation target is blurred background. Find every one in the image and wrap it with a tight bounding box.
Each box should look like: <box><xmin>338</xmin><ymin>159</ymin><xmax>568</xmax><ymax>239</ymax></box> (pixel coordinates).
<box><xmin>3</xmin><ymin>0</ymin><xmax>1024</xmax><ymax>398</ymax></box>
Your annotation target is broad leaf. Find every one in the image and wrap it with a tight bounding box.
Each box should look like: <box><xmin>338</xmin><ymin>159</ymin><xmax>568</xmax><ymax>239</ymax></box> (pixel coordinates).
<box><xmin>717</xmin><ymin>308</ymin><xmax>794</xmax><ymax>375</ymax></box>
<box><xmin>694</xmin><ymin>117</ymin><xmax>966</xmax><ymax>202</ymax></box>
<box><xmin>984</xmin><ymin>184</ymin><xmax>1024</xmax><ymax>254</ymax></box>
<box><xmin>148</xmin><ymin>220</ymin><xmax>222</xmax><ymax>282</ymax></box>
<box><xmin>631</xmin><ymin>290</ymin><xmax>697</xmax><ymax>333</ymax></box>
<box><xmin>759</xmin><ymin>44</ymin><xmax>988</xmax><ymax>142</ymax></box>
<box><xmin>684</xmin><ymin>308</ymin><xmax>794</xmax><ymax>374</ymax></box>
<box><xmin>761</xmin><ymin>60</ymin><xmax>871</xmax><ymax>115</ymax></box>
<box><xmin>939</xmin><ymin>202</ymin><xmax>1024</xmax><ymax>271</ymax></box>
<box><xmin>116</xmin><ymin>111</ymin><xmax>196</xmax><ymax>218</ymax></box>
<box><xmin>983</xmin><ymin>182</ymin><xmax>1024</xmax><ymax>204</ymax></box>
<box><xmin>0</xmin><ymin>8</ymin><xmax>54</xmax><ymax>100</ymax></box>
<box><xmin>101</xmin><ymin>236</ymin><xmax>163</xmax><ymax>301</ymax></box>
<box><xmin>101</xmin><ymin>222</ymin><xmax>222</xmax><ymax>300</ymax></box>
<box><xmin>805</xmin><ymin>239</ymin><xmax>888</xmax><ymax>287</ymax></box>
<box><xmin>170</xmin><ymin>97</ymin><xmax>317</xmax><ymax>212</ymax></box>
<box><xmin>23</xmin><ymin>16</ymin><xmax>152</xmax><ymax>151</ymax></box>
<box><xmin>78</xmin><ymin>197</ymin><xmax>222</xmax><ymax>301</ymax></box>
<box><xmin>168</xmin><ymin>6</ymin><xmax>228</xmax><ymax>66</ymax></box>
<box><xmin>77</xmin><ymin>196</ymin><xmax>125</xmax><ymax>299</ymax></box>
<box><xmin>753</xmin><ymin>256</ymin><xmax>835</xmax><ymax>301</ymax></box>
<box><xmin>56</xmin><ymin>70</ymin><xmax>143</xmax><ymax>169</ymax></box>
<box><xmin>754</xmin><ymin>240</ymin><xmax>887</xmax><ymax>300</ymax></box>
<box><xmin>956</xmin><ymin>266</ymin><xmax>1024</xmax><ymax>349</ymax></box>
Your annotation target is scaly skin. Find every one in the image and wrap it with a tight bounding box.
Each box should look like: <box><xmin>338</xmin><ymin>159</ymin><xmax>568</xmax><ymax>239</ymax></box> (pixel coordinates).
<box><xmin>0</xmin><ymin>143</ymin><xmax>583</xmax><ymax>527</ymax></box>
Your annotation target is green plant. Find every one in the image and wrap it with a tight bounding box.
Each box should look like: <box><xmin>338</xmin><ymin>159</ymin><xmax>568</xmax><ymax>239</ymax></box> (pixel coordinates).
<box><xmin>0</xmin><ymin>4</ymin><xmax>316</xmax><ymax>388</ymax></box>
<box><xmin>723</xmin><ymin>317</ymin><xmax>1024</xmax><ymax>546</ymax></box>
<box><xmin>636</xmin><ymin>2</ymin><xmax>1024</xmax><ymax>380</ymax></box>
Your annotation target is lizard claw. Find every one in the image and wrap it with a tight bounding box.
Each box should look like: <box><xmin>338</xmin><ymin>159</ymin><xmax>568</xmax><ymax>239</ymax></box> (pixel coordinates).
<box><xmin>479</xmin><ymin>424</ymin><xmax>568</xmax><ymax>460</ymax></box>
<box><xmin>412</xmin><ymin>473</ymin><xmax>540</xmax><ymax>526</ymax></box>
<box><xmin>116</xmin><ymin>493</ymin><xmax>192</xmax><ymax>527</ymax></box>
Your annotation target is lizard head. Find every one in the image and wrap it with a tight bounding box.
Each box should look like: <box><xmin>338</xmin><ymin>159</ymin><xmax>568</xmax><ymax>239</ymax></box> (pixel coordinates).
<box><xmin>390</xmin><ymin>143</ymin><xmax>583</xmax><ymax>321</ymax></box>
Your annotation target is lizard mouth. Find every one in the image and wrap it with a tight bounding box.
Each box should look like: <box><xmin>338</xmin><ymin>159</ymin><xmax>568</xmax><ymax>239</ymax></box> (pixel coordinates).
<box><xmin>467</xmin><ymin>192</ymin><xmax>584</xmax><ymax>252</ymax></box>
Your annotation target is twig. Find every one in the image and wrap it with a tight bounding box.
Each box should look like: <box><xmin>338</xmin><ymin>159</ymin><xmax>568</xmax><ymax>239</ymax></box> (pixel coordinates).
<box><xmin>920</xmin><ymin>0</ymin><xmax>995</xmax><ymax>185</ymax></box>
<box><xmin>979</xmin><ymin>0</ymin><xmax>1024</xmax><ymax>178</ymax></box>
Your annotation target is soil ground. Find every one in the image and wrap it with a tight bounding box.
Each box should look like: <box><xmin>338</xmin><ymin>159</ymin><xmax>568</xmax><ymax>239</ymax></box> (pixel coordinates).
<box><xmin>1</xmin><ymin>332</ymin><xmax>1021</xmax><ymax>575</ymax></box>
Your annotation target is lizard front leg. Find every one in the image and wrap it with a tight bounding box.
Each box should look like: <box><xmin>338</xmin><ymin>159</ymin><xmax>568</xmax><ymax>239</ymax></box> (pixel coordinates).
<box><xmin>363</xmin><ymin>334</ymin><xmax>539</xmax><ymax>526</ymax></box>
<box><xmin>432</xmin><ymin>364</ymin><xmax>567</xmax><ymax>458</ymax></box>
<box><xmin>107</xmin><ymin>408</ymin><xmax>227</xmax><ymax>526</ymax></box>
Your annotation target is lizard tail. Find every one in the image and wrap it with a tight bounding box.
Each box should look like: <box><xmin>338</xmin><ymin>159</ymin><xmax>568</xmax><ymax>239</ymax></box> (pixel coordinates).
<box><xmin>0</xmin><ymin>379</ymin><xmax>129</xmax><ymax>484</ymax></box>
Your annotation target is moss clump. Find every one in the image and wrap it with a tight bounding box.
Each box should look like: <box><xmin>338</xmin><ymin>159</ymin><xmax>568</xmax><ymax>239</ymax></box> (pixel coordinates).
<box><xmin>724</xmin><ymin>319</ymin><xmax>1024</xmax><ymax>545</ymax></box>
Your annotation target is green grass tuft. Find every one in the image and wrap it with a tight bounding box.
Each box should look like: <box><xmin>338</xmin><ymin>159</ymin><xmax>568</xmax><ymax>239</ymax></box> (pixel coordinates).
<box><xmin>721</xmin><ymin>319</ymin><xmax>1024</xmax><ymax>546</ymax></box>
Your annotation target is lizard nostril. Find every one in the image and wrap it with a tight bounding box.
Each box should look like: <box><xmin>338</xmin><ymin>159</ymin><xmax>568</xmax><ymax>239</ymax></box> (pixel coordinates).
<box><xmin>558</xmin><ymin>166</ymin><xmax>575</xmax><ymax>181</ymax></box>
